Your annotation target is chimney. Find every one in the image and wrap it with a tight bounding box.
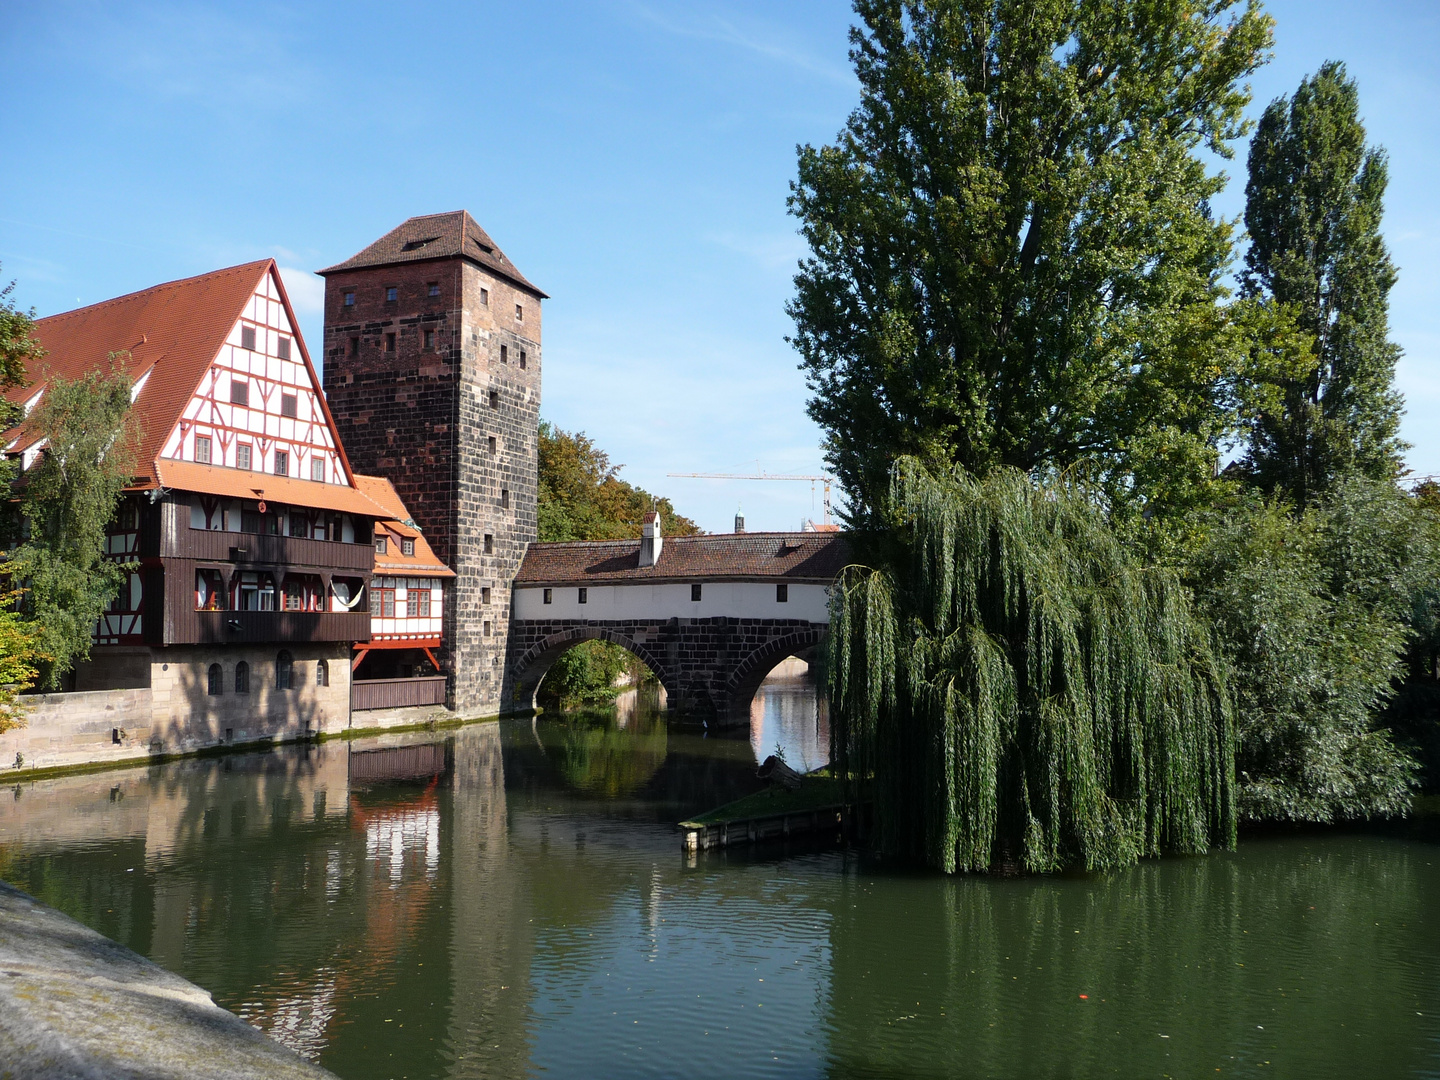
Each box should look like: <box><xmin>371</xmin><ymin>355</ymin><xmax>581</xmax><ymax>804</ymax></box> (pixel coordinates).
<box><xmin>734</xmin><ymin>505</ymin><xmax>746</xmax><ymax>533</ymax></box>
<box><xmin>639</xmin><ymin>510</ymin><xmax>662</xmax><ymax>567</ymax></box>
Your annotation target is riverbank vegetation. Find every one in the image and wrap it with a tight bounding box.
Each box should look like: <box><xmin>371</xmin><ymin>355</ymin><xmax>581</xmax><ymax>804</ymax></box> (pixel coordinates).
<box><xmin>536</xmin><ymin>421</ymin><xmax>700</xmax><ymax>707</ymax></box>
<box><xmin>0</xmin><ymin>274</ymin><xmax>136</xmax><ymax>728</ymax></box>
<box><xmin>794</xmin><ymin>2</ymin><xmax>1440</xmax><ymax>871</ymax></box>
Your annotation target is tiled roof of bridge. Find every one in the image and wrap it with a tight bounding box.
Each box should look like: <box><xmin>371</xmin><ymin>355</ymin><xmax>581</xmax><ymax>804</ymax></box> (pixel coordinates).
<box><xmin>317</xmin><ymin>211</ymin><xmax>547</xmax><ymax>297</ymax></box>
<box><xmin>516</xmin><ymin>532</ymin><xmax>851</xmax><ymax>585</ymax></box>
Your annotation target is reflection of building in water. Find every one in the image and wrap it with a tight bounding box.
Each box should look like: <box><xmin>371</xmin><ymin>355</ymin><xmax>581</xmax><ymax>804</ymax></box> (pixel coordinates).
<box><xmin>444</xmin><ymin>722</ymin><xmax>535</xmax><ymax>1077</ymax></box>
<box><xmin>749</xmin><ymin>659</ymin><xmax>829</xmax><ymax>771</ymax></box>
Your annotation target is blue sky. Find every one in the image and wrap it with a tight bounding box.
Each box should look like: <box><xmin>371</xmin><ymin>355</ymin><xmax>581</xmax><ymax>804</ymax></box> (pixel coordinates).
<box><xmin>2</xmin><ymin>1</ymin><xmax>1436</xmax><ymax>532</ymax></box>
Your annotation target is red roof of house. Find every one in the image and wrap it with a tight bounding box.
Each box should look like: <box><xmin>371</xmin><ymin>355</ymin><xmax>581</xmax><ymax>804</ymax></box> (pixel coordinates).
<box><xmin>515</xmin><ymin>532</ymin><xmax>851</xmax><ymax>586</ymax></box>
<box><xmin>11</xmin><ymin>261</ymin><xmax>365</xmax><ymax>505</ymax></box>
<box><xmin>318</xmin><ymin>211</ymin><xmax>547</xmax><ymax>298</ymax></box>
<box><xmin>353</xmin><ymin>474</ymin><xmax>454</xmax><ymax>579</ymax></box>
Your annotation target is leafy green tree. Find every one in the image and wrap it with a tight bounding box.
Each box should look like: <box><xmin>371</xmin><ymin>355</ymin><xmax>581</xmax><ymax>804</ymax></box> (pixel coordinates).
<box><xmin>9</xmin><ymin>362</ymin><xmax>139</xmax><ymax>689</ymax></box>
<box><xmin>1186</xmin><ymin>477</ymin><xmax>1434</xmax><ymax>820</ymax></box>
<box><xmin>828</xmin><ymin>458</ymin><xmax>1234</xmax><ymax>873</ymax></box>
<box><xmin>536</xmin><ymin>421</ymin><xmax>699</xmax><ymax>707</ymax></box>
<box><xmin>1239</xmin><ymin>62</ymin><xmax>1405</xmax><ymax>502</ymax></box>
<box><xmin>788</xmin><ymin>0</ymin><xmax>1272</xmax><ymax>525</ymax></box>
<box><xmin>538</xmin><ymin>421</ymin><xmax>698</xmax><ymax>542</ymax></box>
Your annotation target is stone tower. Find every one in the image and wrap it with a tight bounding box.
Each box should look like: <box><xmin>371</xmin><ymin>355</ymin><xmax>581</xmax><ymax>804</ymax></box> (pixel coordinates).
<box><xmin>319</xmin><ymin>212</ymin><xmax>544</xmax><ymax>715</ymax></box>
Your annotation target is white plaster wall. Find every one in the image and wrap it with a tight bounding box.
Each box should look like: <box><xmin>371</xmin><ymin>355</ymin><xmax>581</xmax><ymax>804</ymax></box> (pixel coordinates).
<box><xmin>512</xmin><ymin>581</ymin><xmax>830</xmax><ymax>623</ymax></box>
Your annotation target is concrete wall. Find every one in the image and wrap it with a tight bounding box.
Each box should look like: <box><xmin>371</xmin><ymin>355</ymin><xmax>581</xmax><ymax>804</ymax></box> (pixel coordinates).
<box><xmin>513</xmin><ymin>581</ymin><xmax>831</xmax><ymax>623</ymax></box>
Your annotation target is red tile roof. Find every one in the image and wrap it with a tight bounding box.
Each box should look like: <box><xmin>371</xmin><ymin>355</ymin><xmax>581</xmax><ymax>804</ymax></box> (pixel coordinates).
<box><xmin>13</xmin><ymin>261</ymin><xmax>368</xmax><ymax>511</ymax></box>
<box><xmin>317</xmin><ymin>211</ymin><xmax>547</xmax><ymax>298</ymax></box>
<box><xmin>156</xmin><ymin>460</ymin><xmax>391</xmax><ymax>518</ymax></box>
<box><xmin>353</xmin><ymin>474</ymin><xmax>454</xmax><ymax>579</ymax></box>
<box><xmin>515</xmin><ymin>532</ymin><xmax>851</xmax><ymax>586</ymax></box>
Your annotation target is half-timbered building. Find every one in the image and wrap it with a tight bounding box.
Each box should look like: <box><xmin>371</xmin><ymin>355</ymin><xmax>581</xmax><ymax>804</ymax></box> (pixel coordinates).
<box><xmin>7</xmin><ymin>261</ymin><xmax>392</xmax><ymax>752</ymax></box>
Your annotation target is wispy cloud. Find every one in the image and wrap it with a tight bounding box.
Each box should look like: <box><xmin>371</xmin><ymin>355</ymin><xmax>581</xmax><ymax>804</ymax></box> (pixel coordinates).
<box><xmin>623</xmin><ymin>1</ymin><xmax>853</xmax><ymax>85</ymax></box>
<box><xmin>277</xmin><ymin>265</ymin><xmax>324</xmax><ymax>316</ymax></box>
<box><xmin>705</xmin><ymin>230</ymin><xmax>808</xmax><ymax>273</ymax></box>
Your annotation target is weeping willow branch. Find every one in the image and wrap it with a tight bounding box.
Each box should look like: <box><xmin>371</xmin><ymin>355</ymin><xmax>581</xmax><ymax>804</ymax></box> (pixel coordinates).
<box><xmin>827</xmin><ymin>458</ymin><xmax>1234</xmax><ymax>873</ymax></box>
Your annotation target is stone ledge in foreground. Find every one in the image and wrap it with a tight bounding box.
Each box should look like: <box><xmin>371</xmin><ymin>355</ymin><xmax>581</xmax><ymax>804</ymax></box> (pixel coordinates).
<box><xmin>0</xmin><ymin>881</ymin><xmax>338</xmax><ymax>1080</ymax></box>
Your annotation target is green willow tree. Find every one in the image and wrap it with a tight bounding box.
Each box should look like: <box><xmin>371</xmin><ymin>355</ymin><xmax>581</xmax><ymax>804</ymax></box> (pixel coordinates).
<box><xmin>1239</xmin><ymin>62</ymin><xmax>1405</xmax><ymax>503</ymax></box>
<box><xmin>789</xmin><ymin>0</ymin><xmax>1273</xmax><ymax>526</ymax></box>
<box><xmin>11</xmin><ymin>362</ymin><xmax>139</xmax><ymax>689</ymax></box>
<box><xmin>828</xmin><ymin>459</ymin><xmax>1234</xmax><ymax>873</ymax></box>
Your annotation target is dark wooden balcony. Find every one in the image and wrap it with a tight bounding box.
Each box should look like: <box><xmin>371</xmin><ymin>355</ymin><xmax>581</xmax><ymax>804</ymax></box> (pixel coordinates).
<box><xmin>169</xmin><ymin>527</ymin><xmax>373</xmax><ymax>572</ymax></box>
<box><xmin>181</xmin><ymin>609</ymin><xmax>372</xmax><ymax>645</ymax></box>
<box><xmin>352</xmin><ymin>676</ymin><xmax>448</xmax><ymax>711</ymax></box>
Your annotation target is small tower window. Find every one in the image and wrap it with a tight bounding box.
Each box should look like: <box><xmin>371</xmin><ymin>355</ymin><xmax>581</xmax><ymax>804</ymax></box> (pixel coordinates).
<box><xmin>241</xmin><ymin>326</ymin><xmax>257</xmax><ymax>351</ymax></box>
<box><xmin>487</xmin><ymin>436</ymin><xmax>496</xmax><ymax>454</ymax></box>
<box><xmin>424</xmin><ymin>329</ymin><xmax>434</xmax><ymax>350</ymax></box>
<box><xmin>480</xmin><ymin>288</ymin><xmax>489</xmax><ymax>306</ymax></box>
<box><xmin>500</xmin><ymin>344</ymin><xmax>508</xmax><ymax>364</ymax></box>
<box><xmin>274</xmin><ymin>451</ymin><xmax>289</xmax><ymax>477</ymax></box>
<box><xmin>386</xmin><ymin>286</ymin><xmax>398</xmax><ymax>302</ymax></box>
<box><xmin>207</xmin><ymin>663</ymin><xmax>223</xmax><ymax>696</ymax></box>
<box><xmin>483</xmin><ymin>620</ymin><xmax>492</xmax><ymax>636</ymax></box>
<box><xmin>488</xmin><ymin>390</ymin><xmax>499</xmax><ymax>410</ymax></box>
<box><xmin>385</xmin><ymin>333</ymin><xmax>396</xmax><ymax>353</ymax></box>
<box><xmin>542</xmin><ymin>588</ymin><xmax>552</xmax><ymax>605</ymax></box>
<box><xmin>349</xmin><ymin>336</ymin><xmax>360</xmax><ymax>357</ymax></box>
<box><xmin>482</xmin><ymin>586</ymin><xmax>491</xmax><ymax>605</ymax></box>
<box><xmin>483</xmin><ymin>534</ymin><xmax>494</xmax><ymax>554</ymax></box>
<box><xmin>515</xmin><ymin>304</ymin><xmax>523</xmax><ymax>321</ymax></box>
<box><xmin>343</xmin><ymin>290</ymin><xmax>355</xmax><ymax>307</ymax></box>
<box><xmin>230</xmin><ymin>379</ymin><xmax>249</xmax><ymax>406</ymax></box>
<box><xmin>195</xmin><ymin>436</ymin><xmax>212</xmax><ymax>464</ymax></box>
<box><xmin>519</xmin><ymin>349</ymin><xmax>527</xmax><ymax>370</ymax></box>
<box><xmin>691</xmin><ymin>583</ymin><xmax>702</xmax><ymax>602</ymax></box>
<box><xmin>277</xmin><ymin>337</ymin><xmax>291</xmax><ymax>361</ymax></box>
<box><xmin>428</xmin><ymin>282</ymin><xmax>440</xmax><ymax>297</ymax></box>
<box><xmin>281</xmin><ymin>393</ymin><xmax>298</xmax><ymax>418</ymax></box>
<box><xmin>500</xmin><ymin>488</ymin><xmax>510</xmax><ymax>509</ymax></box>
<box><xmin>316</xmin><ymin>659</ymin><xmax>329</xmax><ymax>687</ymax></box>
<box><xmin>401</xmin><ymin>538</ymin><xmax>415</xmax><ymax>556</ymax></box>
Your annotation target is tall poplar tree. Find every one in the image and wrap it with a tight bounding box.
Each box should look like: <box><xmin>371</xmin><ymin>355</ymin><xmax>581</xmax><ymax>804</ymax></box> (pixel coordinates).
<box><xmin>1240</xmin><ymin>62</ymin><xmax>1405</xmax><ymax>503</ymax></box>
<box><xmin>788</xmin><ymin>0</ymin><xmax>1272</xmax><ymax>525</ymax></box>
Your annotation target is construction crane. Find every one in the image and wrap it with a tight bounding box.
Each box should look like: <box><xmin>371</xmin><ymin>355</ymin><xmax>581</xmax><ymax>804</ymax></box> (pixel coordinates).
<box><xmin>666</xmin><ymin>472</ymin><xmax>835</xmax><ymax>527</ymax></box>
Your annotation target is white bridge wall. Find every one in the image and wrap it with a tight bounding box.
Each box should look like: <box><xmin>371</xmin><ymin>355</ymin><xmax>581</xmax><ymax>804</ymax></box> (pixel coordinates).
<box><xmin>512</xmin><ymin>581</ymin><xmax>830</xmax><ymax>623</ymax></box>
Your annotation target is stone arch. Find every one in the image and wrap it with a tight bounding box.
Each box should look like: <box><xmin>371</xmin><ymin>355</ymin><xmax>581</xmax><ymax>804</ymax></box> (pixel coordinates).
<box><xmin>723</xmin><ymin>626</ymin><xmax>827</xmax><ymax>724</ymax></box>
<box><xmin>509</xmin><ymin>627</ymin><xmax>677</xmax><ymax>714</ymax></box>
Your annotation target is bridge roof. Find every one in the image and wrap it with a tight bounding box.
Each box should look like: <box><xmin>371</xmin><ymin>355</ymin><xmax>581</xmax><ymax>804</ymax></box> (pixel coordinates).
<box><xmin>515</xmin><ymin>532</ymin><xmax>850</xmax><ymax>586</ymax></box>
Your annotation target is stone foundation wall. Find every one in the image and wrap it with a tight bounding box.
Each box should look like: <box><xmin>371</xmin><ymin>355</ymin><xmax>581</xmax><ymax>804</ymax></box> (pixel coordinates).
<box><xmin>0</xmin><ymin>689</ymin><xmax>155</xmax><ymax>774</ymax></box>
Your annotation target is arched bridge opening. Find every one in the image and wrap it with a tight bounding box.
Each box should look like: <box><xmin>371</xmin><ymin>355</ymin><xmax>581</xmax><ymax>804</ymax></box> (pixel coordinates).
<box><xmin>509</xmin><ymin>627</ymin><xmax>679</xmax><ymax>716</ymax></box>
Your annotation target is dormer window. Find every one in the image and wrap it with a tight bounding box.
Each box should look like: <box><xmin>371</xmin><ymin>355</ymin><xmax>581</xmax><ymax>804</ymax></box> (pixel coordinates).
<box><xmin>375</xmin><ymin>536</ymin><xmax>388</xmax><ymax>555</ymax></box>
<box><xmin>401</xmin><ymin>538</ymin><xmax>415</xmax><ymax>556</ymax></box>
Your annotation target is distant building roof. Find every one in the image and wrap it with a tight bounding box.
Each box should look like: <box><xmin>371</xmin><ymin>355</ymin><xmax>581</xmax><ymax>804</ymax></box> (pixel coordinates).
<box><xmin>353</xmin><ymin>474</ymin><xmax>454</xmax><ymax>579</ymax></box>
<box><xmin>317</xmin><ymin>211</ymin><xmax>547</xmax><ymax>298</ymax></box>
<box><xmin>515</xmin><ymin>532</ymin><xmax>851</xmax><ymax>586</ymax></box>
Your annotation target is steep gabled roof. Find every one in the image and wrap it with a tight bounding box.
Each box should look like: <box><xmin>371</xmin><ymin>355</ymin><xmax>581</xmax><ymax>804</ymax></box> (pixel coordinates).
<box><xmin>12</xmin><ymin>260</ymin><xmax>363</xmax><ymax>495</ymax></box>
<box><xmin>515</xmin><ymin>532</ymin><xmax>851</xmax><ymax>586</ymax></box>
<box><xmin>8</xmin><ymin>262</ymin><xmax>272</xmax><ymax>482</ymax></box>
<box><xmin>317</xmin><ymin>211</ymin><xmax>547</xmax><ymax>298</ymax></box>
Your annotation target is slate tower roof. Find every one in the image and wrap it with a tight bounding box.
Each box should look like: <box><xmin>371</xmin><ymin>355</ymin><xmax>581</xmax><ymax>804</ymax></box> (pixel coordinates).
<box><xmin>317</xmin><ymin>211</ymin><xmax>546</xmax><ymax>298</ymax></box>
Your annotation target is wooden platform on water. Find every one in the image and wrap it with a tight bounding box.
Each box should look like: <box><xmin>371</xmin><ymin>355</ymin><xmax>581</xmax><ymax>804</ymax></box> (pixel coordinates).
<box><xmin>679</xmin><ymin>804</ymin><xmax>849</xmax><ymax>851</ymax></box>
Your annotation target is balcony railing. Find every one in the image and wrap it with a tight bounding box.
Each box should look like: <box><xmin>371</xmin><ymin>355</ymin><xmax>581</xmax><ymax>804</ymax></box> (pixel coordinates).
<box><xmin>167</xmin><ymin>527</ymin><xmax>374</xmax><ymax>572</ymax></box>
<box><xmin>352</xmin><ymin>676</ymin><xmax>449</xmax><ymax>711</ymax></box>
<box><xmin>180</xmin><ymin>609</ymin><xmax>372</xmax><ymax>645</ymax></box>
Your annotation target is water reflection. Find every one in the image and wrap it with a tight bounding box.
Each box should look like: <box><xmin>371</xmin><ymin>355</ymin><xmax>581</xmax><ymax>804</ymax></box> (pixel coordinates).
<box><xmin>1</xmin><ymin>669</ymin><xmax>1438</xmax><ymax>1080</ymax></box>
<box><xmin>749</xmin><ymin>657</ymin><xmax>830</xmax><ymax>772</ymax></box>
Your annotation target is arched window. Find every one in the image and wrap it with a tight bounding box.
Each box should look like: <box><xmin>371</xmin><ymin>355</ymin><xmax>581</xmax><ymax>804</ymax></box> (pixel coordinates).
<box><xmin>207</xmin><ymin>663</ymin><xmax>223</xmax><ymax>696</ymax></box>
<box><xmin>276</xmin><ymin>650</ymin><xmax>293</xmax><ymax>691</ymax></box>
<box><xmin>235</xmin><ymin>661</ymin><xmax>250</xmax><ymax>694</ymax></box>
<box><xmin>316</xmin><ymin>659</ymin><xmax>329</xmax><ymax>688</ymax></box>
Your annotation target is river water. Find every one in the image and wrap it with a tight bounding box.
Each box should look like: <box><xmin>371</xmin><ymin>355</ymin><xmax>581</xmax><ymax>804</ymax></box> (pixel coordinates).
<box><xmin>2</xmin><ymin>672</ymin><xmax>1438</xmax><ymax>1079</ymax></box>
